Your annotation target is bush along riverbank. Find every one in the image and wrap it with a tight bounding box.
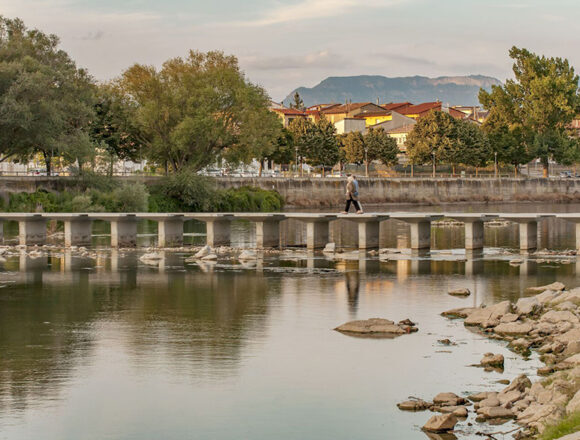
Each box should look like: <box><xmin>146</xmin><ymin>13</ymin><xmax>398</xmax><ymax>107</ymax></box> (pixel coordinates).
<box><xmin>398</xmin><ymin>282</ymin><xmax>580</xmax><ymax>439</ymax></box>
<box><xmin>0</xmin><ymin>172</ymin><xmax>283</xmax><ymax>213</ymax></box>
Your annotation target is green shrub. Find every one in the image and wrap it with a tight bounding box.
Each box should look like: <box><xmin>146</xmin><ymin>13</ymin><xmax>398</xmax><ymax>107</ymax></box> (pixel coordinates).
<box><xmin>111</xmin><ymin>183</ymin><xmax>149</xmax><ymax>212</ymax></box>
<box><xmin>540</xmin><ymin>411</ymin><xmax>580</xmax><ymax>440</ymax></box>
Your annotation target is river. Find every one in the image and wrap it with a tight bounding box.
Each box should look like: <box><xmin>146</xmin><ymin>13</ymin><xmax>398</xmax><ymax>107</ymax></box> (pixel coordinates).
<box><xmin>0</xmin><ymin>203</ymin><xmax>579</xmax><ymax>439</ymax></box>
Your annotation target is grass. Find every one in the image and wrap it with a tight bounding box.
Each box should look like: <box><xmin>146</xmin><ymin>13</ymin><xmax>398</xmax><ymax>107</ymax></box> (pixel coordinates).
<box><xmin>540</xmin><ymin>411</ymin><xmax>580</xmax><ymax>440</ymax></box>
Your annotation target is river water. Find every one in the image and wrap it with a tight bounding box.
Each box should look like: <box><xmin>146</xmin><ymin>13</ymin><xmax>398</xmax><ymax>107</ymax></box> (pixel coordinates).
<box><xmin>1</xmin><ymin>203</ymin><xmax>579</xmax><ymax>440</ymax></box>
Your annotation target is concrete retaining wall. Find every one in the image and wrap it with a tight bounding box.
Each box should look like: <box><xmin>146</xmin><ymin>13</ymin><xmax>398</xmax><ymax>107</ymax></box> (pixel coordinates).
<box><xmin>2</xmin><ymin>176</ymin><xmax>580</xmax><ymax>208</ymax></box>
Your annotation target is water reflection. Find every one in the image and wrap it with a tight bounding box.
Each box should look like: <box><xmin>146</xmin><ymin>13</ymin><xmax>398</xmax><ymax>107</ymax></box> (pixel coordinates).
<box><xmin>1</xmin><ymin>249</ymin><xmax>579</xmax><ymax>440</ymax></box>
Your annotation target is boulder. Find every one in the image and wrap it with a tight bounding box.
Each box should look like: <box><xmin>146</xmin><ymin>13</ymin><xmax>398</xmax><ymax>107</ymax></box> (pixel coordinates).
<box><xmin>503</xmin><ymin>375</ymin><xmax>532</xmax><ymax>393</ymax></box>
<box><xmin>441</xmin><ymin>307</ymin><xmax>477</xmax><ymax>318</ymax></box>
<box><xmin>550</xmin><ymin>287</ymin><xmax>580</xmax><ymax>306</ymax></box>
<box><xmin>517</xmin><ymin>403</ymin><xmax>562</xmax><ymax>426</ymax></box>
<box><xmin>465</xmin><ymin>301</ymin><xmax>511</xmax><ymax>326</ymax></box>
<box><xmin>566</xmin><ymin>389</ymin><xmax>580</xmax><ymax>415</ymax></box>
<box><xmin>498</xmin><ymin>390</ymin><xmax>521</xmax><ymax>406</ymax></box>
<box><xmin>480</xmin><ymin>353</ymin><xmax>505</xmax><ymax>368</ymax></box>
<box><xmin>334</xmin><ymin>318</ymin><xmax>417</xmax><ymax>336</ymax></box>
<box><xmin>422</xmin><ymin>414</ymin><xmax>458</xmax><ymax>433</ymax></box>
<box><xmin>397</xmin><ymin>399</ymin><xmax>432</xmax><ymax>411</ymax></box>
<box><xmin>476</xmin><ymin>406</ymin><xmax>515</xmax><ymax>419</ymax></box>
<box><xmin>563</xmin><ymin>341</ymin><xmax>580</xmax><ymax>357</ymax></box>
<box><xmin>194</xmin><ymin>245</ymin><xmax>212</xmax><ymax>258</ymax></box>
<box><xmin>469</xmin><ymin>391</ymin><xmax>497</xmax><ymax>402</ymax></box>
<box><xmin>452</xmin><ymin>407</ymin><xmax>468</xmax><ymax>418</ymax></box>
<box><xmin>515</xmin><ymin>296</ymin><xmax>541</xmax><ymax>315</ymax></box>
<box><xmin>448</xmin><ymin>288</ymin><xmax>471</xmax><ymax>297</ymax></box>
<box><xmin>556</xmin><ymin>301</ymin><xmax>578</xmax><ymax>311</ymax></box>
<box><xmin>494</xmin><ymin>322</ymin><xmax>533</xmax><ymax>336</ymax></box>
<box><xmin>536</xmin><ymin>289</ymin><xmax>561</xmax><ymax>304</ymax></box>
<box><xmin>510</xmin><ymin>338</ymin><xmax>532</xmax><ymax>350</ymax></box>
<box><xmin>564</xmin><ymin>353</ymin><xmax>580</xmax><ymax>365</ymax></box>
<box><xmin>526</xmin><ymin>281</ymin><xmax>566</xmax><ymax>293</ymax></box>
<box><xmin>478</xmin><ymin>396</ymin><xmax>500</xmax><ymax>408</ymax></box>
<box><xmin>322</xmin><ymin>242</ymin><xmax>336</xmax><ymax>253</ymax></box>
<box><xmin>555</xmin><ymin>328</ymin><xmax>580</xmax><ymax>345</ymax></box>
<box><xmin>433</xmin><ymin>392</ymin><xmax>466</xmax><ymax>407</ymax></box>
<box><xmin>500</xmin><ymin>313</ymin><xmax>520</xmax><ymax>323</ymax></box>
<box><xmin>540</xmin><ymin>310</ymin><xmax>579</xmax><ymax>324</ymax></box>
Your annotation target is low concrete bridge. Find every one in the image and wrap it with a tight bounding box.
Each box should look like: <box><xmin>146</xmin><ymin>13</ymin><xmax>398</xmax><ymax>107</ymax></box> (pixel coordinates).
<box><xmin>0</xmin><ymin>211</ymin><xmax>575</xmax><ymax>252</ymax></box>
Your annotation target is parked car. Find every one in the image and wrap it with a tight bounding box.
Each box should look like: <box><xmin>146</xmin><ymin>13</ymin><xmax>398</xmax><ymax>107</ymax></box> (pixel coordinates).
<box><xmin>560</xmin><ymin>171</ymin><xmax>573</xmax><ymax>178</ymax></box>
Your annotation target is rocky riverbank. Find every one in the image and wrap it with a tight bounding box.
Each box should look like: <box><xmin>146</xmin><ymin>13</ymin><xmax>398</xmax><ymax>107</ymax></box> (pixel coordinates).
<box><xmin>399</xmin><ymin>282</ymin><xmax>580</xmax><ymax>439</ymax></box>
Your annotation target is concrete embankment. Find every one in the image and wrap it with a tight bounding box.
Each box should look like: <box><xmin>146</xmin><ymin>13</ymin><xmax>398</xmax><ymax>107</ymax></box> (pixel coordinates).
<box><xmin>3</xmin><ymin>176</ymin><xmax>580</xmax><ymax>208</ymax></box>
<box><xmin>216</xmin><ymin>177</ymin><xmax>580</xmax><ymax>207</ymax></box>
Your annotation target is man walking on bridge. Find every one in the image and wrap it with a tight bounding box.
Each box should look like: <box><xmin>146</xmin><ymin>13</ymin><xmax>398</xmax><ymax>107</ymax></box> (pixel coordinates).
<box><xmin>342</xmin><ymin>175</ymin><xmax>363</xmax><ymax>214</ymax></box>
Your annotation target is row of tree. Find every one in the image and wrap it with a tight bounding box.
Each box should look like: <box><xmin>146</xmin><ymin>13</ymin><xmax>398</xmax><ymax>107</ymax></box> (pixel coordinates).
<box><xmin>0</xmin><ymin>16</ymin><xmax>579</xmax><ymax>177</ymax></box>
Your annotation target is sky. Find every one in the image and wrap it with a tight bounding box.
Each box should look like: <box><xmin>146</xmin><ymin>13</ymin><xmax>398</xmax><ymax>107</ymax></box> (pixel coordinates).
<box><xmin>2</xmin><ymin>0</ymin><xmax>580</xmax><ymax>101</ymax></box>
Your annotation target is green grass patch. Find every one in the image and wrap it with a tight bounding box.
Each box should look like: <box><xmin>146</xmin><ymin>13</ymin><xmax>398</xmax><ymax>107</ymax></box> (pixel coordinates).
<box><xmin>540</xmin><ymin>411</ymin><xmax>580</xmax><ymax>440</ymax></box>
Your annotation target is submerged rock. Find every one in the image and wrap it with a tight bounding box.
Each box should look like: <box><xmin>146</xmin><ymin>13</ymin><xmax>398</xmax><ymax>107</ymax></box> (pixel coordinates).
<box><xmin>422</xmin><ymin>414</ymin><xmax>458</xmax><ymax>433</ymax></box>
<box><xmin>448</xmin><ymin>288</ymin><xmax>471</xmax><ymax>297</ymax></box>
<box><xmin>334</xmin><ymin>318</ymin><xmax>418</xmax><ymax>337</ymax></box>
<box><xmin>526</xmin><ymin>281</ymin><xmax>566</xmax><ymax>293</ymax></box>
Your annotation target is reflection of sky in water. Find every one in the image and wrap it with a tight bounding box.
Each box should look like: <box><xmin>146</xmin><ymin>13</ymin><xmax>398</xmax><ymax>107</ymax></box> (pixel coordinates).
<box><xmin>0</xmin><ymin>245</ymin><xmax>576</xmax><ymax>440</ymax></box>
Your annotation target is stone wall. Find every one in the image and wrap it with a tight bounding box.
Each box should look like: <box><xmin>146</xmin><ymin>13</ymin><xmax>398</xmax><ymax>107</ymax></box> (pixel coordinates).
<box><xmin>2</xmin><ymin>176</ymin><xmax>580</xmax><ymax>208</ymax></box>
<box><xmin>214</xmin><ymin>177</ymin><xmax>580</xmax><ymax>207</ymax></box>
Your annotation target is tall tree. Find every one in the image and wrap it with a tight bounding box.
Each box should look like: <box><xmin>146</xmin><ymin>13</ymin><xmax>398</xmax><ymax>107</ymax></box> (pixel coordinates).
<box><xmin>289</xmin><ymin>92</ymin><xmax>305</xmax><ymax>110</ymax></box>
<box><xmin>308</xmin><ymin>117</ymin><xmax>339</xmax><ymax>175</ymax></box>
<box><xmin>117</xmin><ymin>50</ymin><xmax>280</xmax><ymax>173</ymax></box>
<box><xmin>341</xmin><ymin>131</ymin><xmax>365</xmax><ymax>165</ymax></box>
<box><xmin>455</xmin><ymin>120</ymin><xmax>492</xmax><ymax>171</ymax></box>
<box><xmin>406</xmin><ymin>110</ymin><xmax>457</xmax><ymax>168</ymax></box>
<box><xmin>89</xmin><ymin>84</ymin><xmax>142</xmax><ymax>175</ymax></box>
<box><xmin>0</xmin><ymin>17</ymin><xmax>96</xmax><ymax>175</ymax></box>
<box><xmin>479</xmin><ymin>47</ymin><xmax>580</xmax><ymax>177</ymax></box>
<box><xmin>365</xmin><ymin>127</ymin><xmax>399</xmax><ymax>167</ymax></box>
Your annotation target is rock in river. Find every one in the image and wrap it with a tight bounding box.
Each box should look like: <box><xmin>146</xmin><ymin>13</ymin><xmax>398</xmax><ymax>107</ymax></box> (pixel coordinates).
<box><xmin>448</xmin><ymin>288</ymin><xmax>471</xmax><ymax>297</ymax></box>
<box><xmin>334</xmin><ymin>318</ymin><xmax>418</xmax><ymax>337</ymax></box>
<box><xmin>422</xmin><ymin>414</ymin><xmax>458</xmax><ymax>433</ymax></box>
<box><xmin>480</xmin><ymin>353</ymin><xmax>504</xmax><ymax>368</ymax></box>
<box><xmin>526</xmin><ymin>281</ymin><xmax>566</xmax><ymax>293</ymax></box>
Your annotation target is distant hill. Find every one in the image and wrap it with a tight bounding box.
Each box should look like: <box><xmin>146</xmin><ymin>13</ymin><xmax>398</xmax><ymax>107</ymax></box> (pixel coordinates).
<box><xmin>282</xmin><ymin>75</ymin><xmax>501</xmax><ymax>107</ymax></box>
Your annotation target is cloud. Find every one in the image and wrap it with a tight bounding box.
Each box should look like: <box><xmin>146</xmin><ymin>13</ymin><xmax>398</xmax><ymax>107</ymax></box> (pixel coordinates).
<box><xmin>79</xmin><ymin>30</ymin><xmax>105</xmax><ymax>41</ymax></box>
<box><xmin>370</xmin><ymin>52</ymin><xmax>438</xmax><ymax>67</ymax></box>
<box><xmin>241</xmin><ymin>50</ymin><xmax>350</xmax><ymax>71</ymax></box>
<box><xmin>232</xmin><ymin>0</ymin><xmax>405</xmax><ymax>27</ymax></box>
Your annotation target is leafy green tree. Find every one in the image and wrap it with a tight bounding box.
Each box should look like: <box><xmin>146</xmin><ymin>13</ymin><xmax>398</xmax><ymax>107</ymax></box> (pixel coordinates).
<box><xmin>341</xmin><ymin>131</ymin><xmax>365</xmax><ymax>164</ymax></box>
<box><xmin>365</xmin><ymin>127</ymin><xmax>399</xmax><ymax>167</ymax></box>
<box><xmin>0</xmin><ymin>17</ymin><xmax>96</xmax><ymax>175</ymax></box>
<box><xmin>455</xmin><ymin>119</ymin><xmax>492</xmax><ymax>170</ymax></box>
<box><xmin>308</xmin><ymin>117</ymin><xmax>339</xmax><ymax>174</ymax></box>
<box><xmin>479</xmin><ymin>46</ymin><xmax>580</xmax><ymax>177</ymax></box>
<box><xmin>289</xmin><ymin>91</ymin><xmax>305</xmax><ymax>110</ymax></box>
<box><xmin>117</xmin><ymin>50</ymin><xmax>280</xmax><ymax>173</ymax></box>
<box><xmin>266</xmin><ymin>127</ymin><xmax>294</xmax><ymax>165</ymax></box>
<box><xmin>406</xmin><ymin>110</ymin><xmax>457</xmax><ymax>169</ymax></box>
<box><xmin>89</xmin><ymin>84</ymin><xmax>142</xmax><ymax>175</ymax></box>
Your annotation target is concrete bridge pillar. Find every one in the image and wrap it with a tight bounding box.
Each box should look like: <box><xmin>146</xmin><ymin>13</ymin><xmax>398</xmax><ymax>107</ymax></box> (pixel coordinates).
<box><xmin>286</xmin><ymin>214</ymin><xmax>337</xmax><ymax>250</ymax></box>
<box><xmin>390</xmin><ymin>215</ymin><xmax>442</xmax><ymax>250</ymax></box>
<box><xmin>206</xmin><ymin>220</ymin><xmax>231</xmax><ymax>247</ymax></box>
<box><xmin>500</xmin><ymin>214</ymin><xmax>552</xmax><ymax>252</ymax></box>
<box><xmin>110</xmin><ymin>216</ymin><xmax>138</xmax><ymax>247</ymax></box>
<box><xmin>339</xmin><ymin>214</ymin><xmax>389</xmax><ymax>250</ymax></box>
<box><xmin>18</xmin><ymin>216</ymin><xmax>47</xmax><ymax>245</ymax></box>
<box><xmin>157</xmin><ymin>217</ymin><xmax>184</xmax><ymax>247</ymax></box>
<box><xmin>464</xmin><ymin>221</ymin><xmax>484</xmax><ymax>250</ymax></box>
<box><xmin>64</xmin><ymin>217</ymin><xmax>92</xmax><ymax>247</ymax></box>
<box><xmin>234</xmin><ymin>214</ymin><xmax>285</xmax><ymax>249</ymax></box>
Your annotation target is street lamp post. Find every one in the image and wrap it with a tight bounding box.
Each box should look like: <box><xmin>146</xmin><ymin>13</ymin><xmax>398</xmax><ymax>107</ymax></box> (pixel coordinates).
<box><xmin>494</xmin><ymin>151</ymin><xmax>498</xmax><ymax>179</ymax></box>
<box><xmin>432</xmin><ymin>151</ymin><xmax>436</xmax><ymax>178</ymax></box>
<box><xmin>295</xmin><ymin>146</ymin><xmax>298</xmax><ymax>175</ymax></box>
<box><xmin>364</xmin><ymin>146</ymin><xmax>369</xmax><ymax>177</ymax></box>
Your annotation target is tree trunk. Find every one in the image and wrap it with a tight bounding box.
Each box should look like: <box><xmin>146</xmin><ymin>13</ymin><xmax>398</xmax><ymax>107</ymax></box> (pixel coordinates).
<box><xmin>43</xmin><ymin>151</ymin><xmax>52</xmax><ymax>176</ymax></box>
<box><xmin>542</xmin><ymin>160</ymin><xmax>549</xmax><ymax>178</ymax></box>
<box><xmin>411</xmin><ymin>163</ymin><xmax>414</xmax><ymax>178</ymax></box>
<box><xmin>365</xmin><ymin>160</ymin><xmax>369</xmax><ymax>178</ymax></box>
<box><xmin>258</xmin><ymin>160</ymin><xmax>263</xmax><ymax>177</ymax></box>
<box><xmin>452</xmin><ymin>165</ymin><xmax>456</xmax><ymax>176</ymax></box>
<box><xmin>514</xmin><ymin>165</ymin><xmax>518</xmax><ymax>178</ymax></box>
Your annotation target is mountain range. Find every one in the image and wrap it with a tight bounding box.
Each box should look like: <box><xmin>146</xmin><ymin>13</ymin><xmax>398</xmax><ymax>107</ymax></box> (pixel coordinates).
<box><xmin>282</xmin><ymin>75</ymin><xmax>502</xmax><ymax>107</ymax></box>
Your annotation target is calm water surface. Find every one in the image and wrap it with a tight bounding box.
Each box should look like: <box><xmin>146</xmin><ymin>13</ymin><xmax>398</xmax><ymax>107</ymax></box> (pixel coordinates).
<box><xmin>1</xmin><ymin>203</ymin><xmax>580</xmax><ymax>440</ymax></box>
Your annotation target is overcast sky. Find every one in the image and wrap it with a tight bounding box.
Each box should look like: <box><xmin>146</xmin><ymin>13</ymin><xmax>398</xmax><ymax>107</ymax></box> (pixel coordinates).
<box><xmin>3</xmin><ymin>0</ymin><xmax>580</xmax><ymax>101</ymax></box>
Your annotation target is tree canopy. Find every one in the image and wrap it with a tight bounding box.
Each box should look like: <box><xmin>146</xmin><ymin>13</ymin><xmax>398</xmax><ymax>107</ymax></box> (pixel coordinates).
<box><xmin>479</xmin><ymin>46</ymin><xmax>580</xmax><ymax>176</ymax></box>
<box><xmin>0</xmin><ymin>16</ymin><xmax>96</xmax><ymax>174</ymax></box>
<box><xmin>116</xmin><ymin>50</ymin><xmax>281</xmax><ymax>173</ymax></box>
